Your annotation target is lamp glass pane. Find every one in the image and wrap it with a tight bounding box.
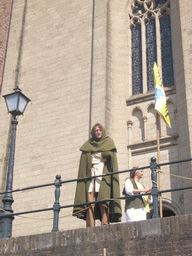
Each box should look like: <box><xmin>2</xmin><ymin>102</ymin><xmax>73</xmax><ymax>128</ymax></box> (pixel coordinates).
<box><xmin>18</xmin><ymin>94</ymin><xmax>29</xmax><ymax>113</ymax></box>
<box><xmin>5</xmin><ymin>94</ymin><xmax>18</xmax><ymax>112</ymax></box>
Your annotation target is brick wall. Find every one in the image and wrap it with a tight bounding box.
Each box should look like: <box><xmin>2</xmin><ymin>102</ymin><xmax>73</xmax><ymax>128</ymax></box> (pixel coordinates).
<box><xmin>0</xmin><ymin>0</ymin><xmax>115</xmax><ymax>237</ymax></box>
<box><xmin>0</xmin><ymin>0</ymin><xmax>192</xmax><ymax>239</ymax></box>
<box><xmin>177</xmin><ymin>0</ymin><xmax>192</xmax><ymax>214</ymax></box>
<box><xmin>0</xmin><ymin>0</ymin><xmax>13</xmax><ymax>91</ymax></box>
<box><xmin>0</xmin><ymin>214</ymin><xmax>192</xmax><ymax>255</ymax></box>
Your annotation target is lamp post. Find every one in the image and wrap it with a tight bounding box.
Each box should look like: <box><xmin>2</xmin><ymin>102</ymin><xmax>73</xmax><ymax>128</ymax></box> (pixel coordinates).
<box><xmin>0</xmin><ymin>87</ymin><xmax>30</xmax><ymax>238</ymax></box>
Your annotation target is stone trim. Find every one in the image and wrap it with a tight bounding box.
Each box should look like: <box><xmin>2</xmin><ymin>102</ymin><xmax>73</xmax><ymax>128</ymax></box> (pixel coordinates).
<box><xmin>128</xmin><ymin>134</ymin><xmax>179</xmax><ymax>154</ymax></box>
<box><xmin>126</xmin><ymin>86</ymin><xmax>176</xmax><ymax>106</ymax></box>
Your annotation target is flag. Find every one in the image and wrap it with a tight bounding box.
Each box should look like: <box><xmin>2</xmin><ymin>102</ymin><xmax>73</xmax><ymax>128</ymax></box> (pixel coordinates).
<box><xmin>153</xmin><ymin>62</ymin><xmax>171</xmax><ymax>127</ymax></box>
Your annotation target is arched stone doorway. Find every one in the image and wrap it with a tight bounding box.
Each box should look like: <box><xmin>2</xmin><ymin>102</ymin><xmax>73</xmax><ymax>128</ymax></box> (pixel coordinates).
<box><xmin>148</xmin><ymin>199</ymin><xmax>182</xmax><ymax>219</ymax></box>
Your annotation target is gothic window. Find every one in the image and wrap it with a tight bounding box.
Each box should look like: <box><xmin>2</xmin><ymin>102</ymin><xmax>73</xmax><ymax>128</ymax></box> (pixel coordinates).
<box><xmin>146</xmin><ymin>18</ymin><xmax>157</xmax><ymax>91</ymax></box>
<box><xmin>160</xmin><ymin>12</ymin><xmax>174</xmax><ymax>87</ymax></box>
<box><xmin>132</xmin><ymin>107</ymin><xmax>144</xmax><ymax>142</ymax></box>
<box><xmin>147</xmin><ymin>104</ymin><xmax>157</xmax><ymax>141</ymax></box>
<box><xmin>130</xmin><ymin>0</ymin><xmax>174</xmax><ymax>95</ymax></box>
<box><xmin>132</xmin><ymin>25</ymin><xmax>143</xmax><ymax>95</ymax></box>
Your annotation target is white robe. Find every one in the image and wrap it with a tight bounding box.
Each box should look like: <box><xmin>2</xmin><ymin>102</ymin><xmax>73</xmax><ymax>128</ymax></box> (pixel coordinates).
<box><xmin>88</xmin><ymin>152</ymin><xmax>104</xmax><ymax>193</ymax></box>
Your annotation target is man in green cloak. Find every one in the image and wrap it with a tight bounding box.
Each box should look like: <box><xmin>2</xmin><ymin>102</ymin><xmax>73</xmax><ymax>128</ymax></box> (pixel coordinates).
<box><xmin>73</xmin><ymin>123</ymin><xmax>122</xmax><ymax>227</ymax></box>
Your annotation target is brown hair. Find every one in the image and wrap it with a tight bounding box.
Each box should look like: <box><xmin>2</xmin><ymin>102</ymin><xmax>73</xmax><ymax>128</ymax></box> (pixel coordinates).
<box><xmin>130</xmin><ymin>166</ymin><xmax>139</xmax><ymax>178</ymax></box>
<box><xmin>95</xmin><ymin>123</ymin><xmax>102</xmax><ymax>130</ymax></box>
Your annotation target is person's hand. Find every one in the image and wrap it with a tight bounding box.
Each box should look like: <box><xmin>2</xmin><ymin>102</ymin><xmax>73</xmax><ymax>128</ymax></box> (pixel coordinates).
<box><xmin>101</xmin><ymin>157</ymin><xmax>108</xmax><ymax>162</ymax></box>
<box><xmin>143</xmin><ymin>187</ymin><xmax>151</xmax><ymax>193</ymax></box>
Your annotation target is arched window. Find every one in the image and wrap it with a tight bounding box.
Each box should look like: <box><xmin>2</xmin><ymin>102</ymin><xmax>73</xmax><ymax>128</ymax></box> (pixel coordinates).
<box><xmin>132</xmin><ymin>24</ymin><xmax>143</xmax><ymax>95</ymax></box>
<box><xmin>130</xmin><ymin>0</ymin><xmax>174</xmax><ymax>95</ymax></box>
<box><xmin>160</xmin><ymin>12</ymin><xmax>174</xmax><ymax>87</ymax></box>
<box><xmin>132</xmin><ymin>107</ymin><xmax>144</xmax><ymax>142</ymax></box>
<box><xmin>146</xmin><ymin>17</ymin><xmax>157</xmax><ymax>91</ymax></box>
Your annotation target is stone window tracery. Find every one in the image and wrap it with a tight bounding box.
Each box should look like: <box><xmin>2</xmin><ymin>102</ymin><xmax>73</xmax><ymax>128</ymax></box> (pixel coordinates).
<box><xmin>130</xmin><ymin>0</ymin><xmax>174</xmax><ymax>95</ymax></box>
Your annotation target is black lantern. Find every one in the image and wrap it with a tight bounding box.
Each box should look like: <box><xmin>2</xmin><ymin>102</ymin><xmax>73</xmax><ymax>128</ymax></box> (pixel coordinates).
<box><xmin>3</xmin><ymin>87</ymin><xmax>31</xmax><ymax>116</ymax></box>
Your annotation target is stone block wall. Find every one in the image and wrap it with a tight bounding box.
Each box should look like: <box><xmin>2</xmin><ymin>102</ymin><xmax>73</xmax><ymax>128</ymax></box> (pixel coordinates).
<box><xmin>0</xmin><ymin>0</ymin><xmax>13</xmax><ymax>91</ymax></box>
<box><xmin>175</xmin><ymin>0</ymin><xmax>192</xmax><ymax>214</ymax></box>
<box><xmin>0</xmin><ymin>0</ymin><xmax>109</xmax><ymax>237</ymax></box>
<box><xmin>0</xmin><ymin>0</ymin><xmax>192</xmax><ymax>239</ymax></box>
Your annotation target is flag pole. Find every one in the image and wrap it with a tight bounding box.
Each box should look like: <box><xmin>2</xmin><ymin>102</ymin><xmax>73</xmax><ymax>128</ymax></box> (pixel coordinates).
<box><xmin>154</xmin><ymin>62</ymin><xmax>171</xmax><ymax>218</ymax></box>
<box><xmin>156</xmin><ymin>112</ymin><xmax>163</xmax><ymax>218</ymax></box>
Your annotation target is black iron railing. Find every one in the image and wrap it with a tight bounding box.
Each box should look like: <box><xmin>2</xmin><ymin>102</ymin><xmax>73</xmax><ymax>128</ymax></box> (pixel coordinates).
<box><xmin>0</xmin><ymin>157</ymin><xmax>192</xmax><ymax>238</ymax></box>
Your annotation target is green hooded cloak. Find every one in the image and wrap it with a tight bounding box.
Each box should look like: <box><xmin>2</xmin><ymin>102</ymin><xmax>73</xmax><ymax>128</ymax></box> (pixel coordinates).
<box><xmin>72</xmin><ymin>123</ymin><xmax>122</xmax><ymax>223</ymax></box>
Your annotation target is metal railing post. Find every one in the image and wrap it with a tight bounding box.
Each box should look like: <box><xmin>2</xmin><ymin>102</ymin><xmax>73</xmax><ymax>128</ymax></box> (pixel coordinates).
<box><xmin>150</xmin><ymin>157</ymin><xmax>159</xmax><ymax>218</ymax></box>
<box><xmin>52</xmin><ymin>175</ymin><xmax>62</xmax><ymax>232</ymax></box>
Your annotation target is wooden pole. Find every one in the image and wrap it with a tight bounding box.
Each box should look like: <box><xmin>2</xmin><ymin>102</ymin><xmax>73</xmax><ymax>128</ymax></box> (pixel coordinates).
<box><xmin>156</xmin><ymin>112</ymin><xmax>163</xmax><ymax>218</ymax></box>
<box><xmin>103</xmin><ymin>248</ymin><xmax>106</xmax><ymax>256</ymax></box>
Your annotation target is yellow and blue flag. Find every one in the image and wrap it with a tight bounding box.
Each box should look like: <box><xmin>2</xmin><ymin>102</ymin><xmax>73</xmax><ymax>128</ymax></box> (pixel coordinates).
<box><xmin>153</xmin><ymin>62</ymin><xmax>171</xmax><ymax>128</ymax></box>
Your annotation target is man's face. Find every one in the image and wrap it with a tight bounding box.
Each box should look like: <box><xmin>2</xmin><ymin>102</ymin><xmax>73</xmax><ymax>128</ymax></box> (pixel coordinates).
<box><xmin>137</xmin><ymin>169</ymin><xmax>144</xmax><ymax>178</ymax></box>
<box><xmin>95</xmin><ymin>125</ymin><xmax>103</xmax><ymax>139</ymax></box>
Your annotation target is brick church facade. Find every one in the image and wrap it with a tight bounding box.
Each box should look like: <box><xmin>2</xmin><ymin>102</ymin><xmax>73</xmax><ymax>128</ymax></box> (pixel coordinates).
<box><xmin>0</xmin><ymin>0</ymin><xmax>192</xmax><ymax>237</ymax></box>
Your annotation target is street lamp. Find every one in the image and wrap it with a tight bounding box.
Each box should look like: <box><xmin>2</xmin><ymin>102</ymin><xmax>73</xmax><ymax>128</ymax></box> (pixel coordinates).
<box><xmin>3</xmin><ymin>87</ymin><xmax>30</xmax><ymax>116</ymax></box>
<box><xmin>0</xmin><ymin>87</ymin><xmax>30</xmax><ymax>238</ymax></box>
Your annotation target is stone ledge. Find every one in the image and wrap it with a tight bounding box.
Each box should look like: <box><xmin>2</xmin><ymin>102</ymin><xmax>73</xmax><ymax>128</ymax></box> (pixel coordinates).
<box><xmin>128</xmin><ymin>134</ymin><xmax>179</xmax><ymax>154</ymax></box>
<box><xmin>126</xmin><ymin>87</ymin><xmax>176</xmax><ymax>106</ymax></box>
<box><xmin>0</xmin><ymin>214</ymin><xmax>192</xmax><ymax>255</ymax></box>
